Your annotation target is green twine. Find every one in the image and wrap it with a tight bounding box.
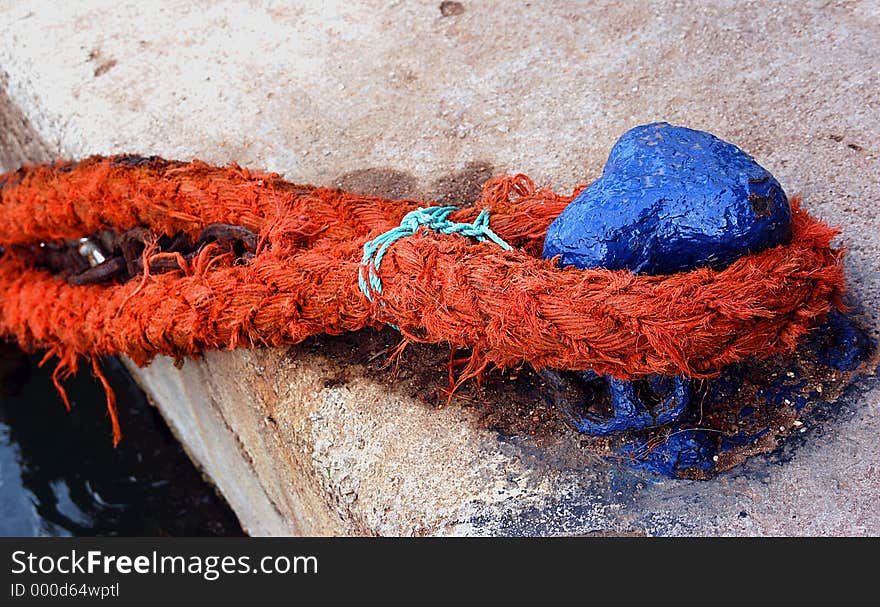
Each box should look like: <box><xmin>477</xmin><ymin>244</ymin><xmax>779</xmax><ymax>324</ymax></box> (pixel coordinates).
<box><xmin>358</xmin><ymin>206</ymin><xmax>512</xmax><ymax>303</ymax></box>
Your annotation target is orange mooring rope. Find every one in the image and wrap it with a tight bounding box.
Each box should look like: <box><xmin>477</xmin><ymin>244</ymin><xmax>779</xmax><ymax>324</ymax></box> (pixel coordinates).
<box><xmin>0</xmin><ymin>156</ymin><xmax>846</xmax><ymax>443</ymax></box>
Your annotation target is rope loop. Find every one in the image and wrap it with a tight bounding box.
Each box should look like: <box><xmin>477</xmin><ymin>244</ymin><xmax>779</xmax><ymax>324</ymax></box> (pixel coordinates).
<box><xmin>358</xmin><ymin>206</ymin><xmax>512</xmax><ymax>303</ymax></box>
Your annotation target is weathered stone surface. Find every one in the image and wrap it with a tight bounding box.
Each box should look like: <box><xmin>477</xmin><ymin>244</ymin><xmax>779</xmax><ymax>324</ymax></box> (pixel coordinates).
<box><xmin>1</xmin><ymin>0</ymin><xmax>878</xmax><ymax>535</ymax></box>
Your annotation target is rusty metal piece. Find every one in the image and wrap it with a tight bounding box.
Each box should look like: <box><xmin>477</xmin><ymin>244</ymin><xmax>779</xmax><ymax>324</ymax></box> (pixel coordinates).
<box><xmin>67</xmin><ymin>256</ymin><xmax>127</xmax><ymax>285</ymax></box>
<box><xmin>25</xmin><ymin>223</ymin><xmax>259</xmax><ymax>285</ymax></box>
<box><xmin>197</xmin><ymin>224</ymin><xmax>258</xmax><ymax>255</ymax></box>
<box><xmin>118</xmin><ymin>227</ymin><xmax>150</xmax><ymax>277</ymax></box>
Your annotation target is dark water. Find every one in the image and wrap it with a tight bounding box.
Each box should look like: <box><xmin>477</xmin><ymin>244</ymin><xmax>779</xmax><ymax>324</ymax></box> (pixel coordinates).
<box><xmin>0</xmin><ymin>344</ymin><xmax>244</xmax><ymax>536</ymax></box>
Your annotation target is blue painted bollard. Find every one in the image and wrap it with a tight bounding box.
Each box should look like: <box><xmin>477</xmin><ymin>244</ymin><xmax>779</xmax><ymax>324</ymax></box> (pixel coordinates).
<box><xmin>541</xmin><ymin>122</ymin><xmax>812</xmax><ymax>476</ymax></box>
<box><xmin>544</xmin><ymin>122</ymin><xmax>793</xmax><ymax>437</ymax></box>
<box><xmin>542</xmin><ymin>123</ymin><xmax>874</xmax><ymax>478</ymax></box>
<box><xmin>544</xmin><ymin>122</ymin><xmax>792</xmax><ymax>274</ymax></box>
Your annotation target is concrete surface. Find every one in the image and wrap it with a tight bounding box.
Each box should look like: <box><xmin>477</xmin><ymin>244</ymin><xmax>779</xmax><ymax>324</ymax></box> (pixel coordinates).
<box><xmin>0</xmin><ymin>0</ymin><xmax>877</xmax><ymax>535</ymax></box>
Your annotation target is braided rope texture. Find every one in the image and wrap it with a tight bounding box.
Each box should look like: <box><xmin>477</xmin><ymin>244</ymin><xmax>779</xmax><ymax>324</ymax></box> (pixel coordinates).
<box><xmin>359</xmin><ymin>205</ymin><xmax>512</xmax><ymax>302</ymax></box>
<box><xmin>0</xmin><ymin>156</ymin><xmax>845</xmax><ymax>400</ymax></box>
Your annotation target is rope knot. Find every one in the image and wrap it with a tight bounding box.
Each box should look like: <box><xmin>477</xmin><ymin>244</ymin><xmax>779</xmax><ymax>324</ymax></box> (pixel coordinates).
<box><xmin>359</xmin><ymin>205</ymin><xmax>512</xmax><ymax>303</ymax></box>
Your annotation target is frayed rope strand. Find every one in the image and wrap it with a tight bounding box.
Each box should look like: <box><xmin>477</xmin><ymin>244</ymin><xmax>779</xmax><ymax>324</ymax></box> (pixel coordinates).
<box><xmin>90</xmin><ymin>356</ymin><xmax>122</xmax><ymax>447</ymax></box>
<box><xmin>358</xmin><ymin>206</ymin><xmax>512</xmax><ymax>303</ymax></box>
<box><xmin>37</xmin><ymin>350</ymin><xmax>121</xmax><ymax>445</ymax></box>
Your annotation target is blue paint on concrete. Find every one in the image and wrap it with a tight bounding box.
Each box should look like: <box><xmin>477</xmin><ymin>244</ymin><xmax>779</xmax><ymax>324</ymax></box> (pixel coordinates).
<box><xmin>569</xmin><ymin>375</ymin><xmax>690</xmax><ymax>436</ymax></box>
<box><xmin>543</xmin><ymin>122</ymin><xmax>792</xmax><ymax>275</ymax></box>
<box><xmin>617</xmin><ymin>312</ymin><xmax>875</xmax><ymax>477</ymax></box>
<box><xmin>719</xmin><ymin>428</ymin><xmax>770</xmax><ymax>451</ymax></box>
<box><xmin>758</xmin><ymin>377</ymin><xmax>811</xmax><ymax>412</ymax></box>
<box><xmin>620</xmin><ymin>430</ymin><xmax>717</xmax><ymax>477</ymax></box>
<box><xmin>808</xmin><ymin>309</ymin><xmax>876</xmax><ymax>372</ymax></box>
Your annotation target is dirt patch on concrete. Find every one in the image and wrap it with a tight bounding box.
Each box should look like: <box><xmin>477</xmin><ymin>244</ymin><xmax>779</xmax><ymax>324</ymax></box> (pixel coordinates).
<box><xmin>334</xmin><ymin>167</ymin><xmax>420</xmax><ymax>200</ymax></box>
<box><xmin>428</xmin><ymin>161</ymin><xmax>494</xmax><ymax>206</ymax></box>
<box><xmin>0</xmin><ymin>83</ymin><xmax>52</xmax><ymax>170</ymax></box>
<box><xmin>335</xmin><ymin>161</ymin><xmax>495</xmax><ymax>207</ymax></box>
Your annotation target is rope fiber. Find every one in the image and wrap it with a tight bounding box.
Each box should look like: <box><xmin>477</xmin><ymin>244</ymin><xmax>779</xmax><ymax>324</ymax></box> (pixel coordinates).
<box><xmin>359</xmin><ymin>205</ymin><xmax>512</xmax><ymax>302</ymax></box>
<box><xmin>0</xmin><ymin>156</ymin><xmax>846</xmax><ymax>443</ymax></box>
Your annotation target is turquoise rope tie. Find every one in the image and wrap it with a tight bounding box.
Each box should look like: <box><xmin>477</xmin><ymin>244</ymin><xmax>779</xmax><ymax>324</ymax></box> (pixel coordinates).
<box><xmin>358</xmin><ymin>206</ymin><xmax>512</xmax><ymax>303</ymax></box>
